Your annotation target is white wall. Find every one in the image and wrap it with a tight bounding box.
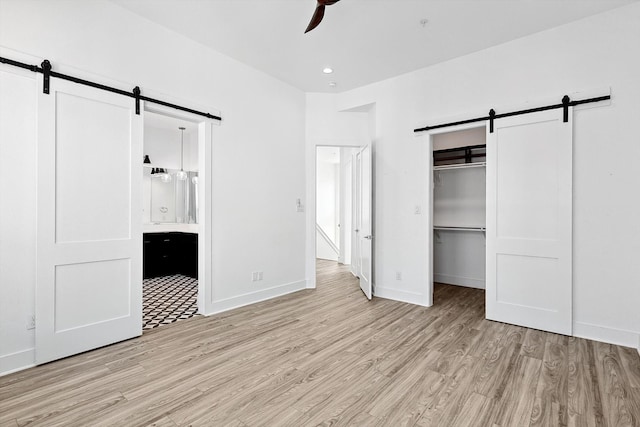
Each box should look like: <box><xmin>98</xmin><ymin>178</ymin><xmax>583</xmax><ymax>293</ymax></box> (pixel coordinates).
<box><xmin>316</xmin><ymin>229</ymin><xmax>338</xmax><ymax>262</ymax></box>
<box><xmin>316</xmin><ymin>148</ymin><xmax>340</xmax><ymax>245</ymax></box>
<box><xmin>339</xmin><ymin>147</ymin><xmax>357</xmax><ymax>265</ymax></box>
<box><xmin>433</xmin><ymin>230</ymin><xmax>486</xmax><ymax>289</ymax></box>
<box><xmin>0</xmin><ymin>67</ymin><xmax>37</xmax><ymax>374</ymax></box>
<box><xmin>0</xmin><ymin>0</ymin><xmax>306</xmax><ymax>374</ymax></box>
<box><xmin>307</xmin><ymin>3</ymin><xmax>640</xmax><ymax>347</ymax></box>
<box><xmin>316</xmin><ymin>148</ymin><xmax>339</xmax><ymax>262</ymax></box>
<box><xmin>144</xmin><ymin>126</ymin><xmax>198</xmax><ymax>172</ymax></box>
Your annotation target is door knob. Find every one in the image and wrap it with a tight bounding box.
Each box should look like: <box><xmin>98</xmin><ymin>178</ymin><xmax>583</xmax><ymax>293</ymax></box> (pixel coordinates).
<box><xmin>364</xmin><ymin>235</ymin><xmax>373</xmax><ymax>240</ymax></box>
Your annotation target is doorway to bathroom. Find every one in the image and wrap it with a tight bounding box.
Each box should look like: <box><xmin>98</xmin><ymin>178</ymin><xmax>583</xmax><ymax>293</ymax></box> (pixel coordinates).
<box><xmin>142</xmin><ymin>111</ymin><xmax>202</xmax><ymax>330</ymax></box>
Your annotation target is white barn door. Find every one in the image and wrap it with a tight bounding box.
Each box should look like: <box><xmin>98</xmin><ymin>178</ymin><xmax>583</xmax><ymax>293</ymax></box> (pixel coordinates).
<box><xmin>36</xmin><ymin>77</ymin><xmax>143</xmax><ymax>363</ymax></box>
<box><xmin>486</xmin><ymin>109</ymin><xmax>572</xmax><ymax>335</ymax></box>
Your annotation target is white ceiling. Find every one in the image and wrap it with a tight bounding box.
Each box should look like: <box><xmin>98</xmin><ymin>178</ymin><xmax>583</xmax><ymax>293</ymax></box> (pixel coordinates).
<box><xmin>144</xmin><ymin>110</ymin><xmax>198</xmax><ymax>133</ymax></box>
<box><xmin>112</xmin><ymin>0</ymin><xmax>636</xmax><ymax>93</ymax></box>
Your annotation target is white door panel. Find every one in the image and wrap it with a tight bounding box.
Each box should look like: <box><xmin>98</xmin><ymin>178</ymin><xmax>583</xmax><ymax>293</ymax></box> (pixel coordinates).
<box><xmin>486</xmin><ymin>109</ymin><xmax>572</xmax><ymax>335</ymax></box>
<box><xmin>358</xmin><ymin>145</ymin><xmax>373</xmax><ymax>300</ymax></box>
<box><xmin>55</xmin><ymin>92</ymin><xmax>132</xmax><ymax>243</ymax></box>
<box><xmin>36</xmin><ymin>77</ymin><xmax>143</xmax><ymax>363</ymax></box>
<box><xmin>351</xmin><ymin>151</ymin><xmax>361</xmax><ymax>277</ymax></box>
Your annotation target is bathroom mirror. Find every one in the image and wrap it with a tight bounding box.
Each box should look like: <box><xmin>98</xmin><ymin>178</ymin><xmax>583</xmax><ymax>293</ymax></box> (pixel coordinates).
<box><xmin>144</xmin><ymin>168</ymin><xmax>198</xmax><ymax>224</ymax></box>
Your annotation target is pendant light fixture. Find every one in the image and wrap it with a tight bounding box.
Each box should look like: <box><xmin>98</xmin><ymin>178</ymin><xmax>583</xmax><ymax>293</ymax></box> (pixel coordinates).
<box><xmin>160</xmin><ymin>169</ymin><xmax>172</xmax><ymax>183</ymax></box>
<box><xmin>176</xmin><ymin>126</ymin><xmax>188</xmax><ymax>181</ymax></box>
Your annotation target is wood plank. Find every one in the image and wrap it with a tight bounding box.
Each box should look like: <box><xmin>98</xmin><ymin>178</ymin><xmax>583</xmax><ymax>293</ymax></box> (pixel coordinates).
<box><xmin>0</xmin><ymin>260</ymin><xmax>638</xmax><ymax>426</ymax></box>
<box><xmin>530</xmin><ymin>341</ymin><xmax>569</xmax><ymax>427</ymax></box>
<box><xmin>593</xmin><ymin>342</ymin><xmax>639</xmax><ymax>427</ymax></box>
<box><xmin>489</xmin><ymin>354</ymin><xmax>541</xmax><ymax>426</ymax></box>
<box><xmin>521</xmin><ymin>329</ymin><xmax>547</xmax><ymax>360</ymax></box>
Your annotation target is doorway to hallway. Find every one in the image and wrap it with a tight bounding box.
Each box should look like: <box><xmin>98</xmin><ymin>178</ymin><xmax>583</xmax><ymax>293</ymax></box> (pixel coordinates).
<box><xmin>315</xmin><ymin>145</ymin><xmax>373</xmax><ymax>300</ymax></box>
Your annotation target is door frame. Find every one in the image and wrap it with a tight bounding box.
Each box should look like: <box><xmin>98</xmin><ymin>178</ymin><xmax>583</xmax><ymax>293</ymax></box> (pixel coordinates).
<box><xmin>307</xmin><ymin>143</ymin><xmax>369</xmax><ymax>289</ymax></box>
<box><xmin>144</xmin><ymin>103</ymin><xmax>218</xmax><ymax>316</ymax></box>
<box><xmin>424</xmin><ymin>122</ymin><xmax>488</xmax><ymax>308</ymax></box>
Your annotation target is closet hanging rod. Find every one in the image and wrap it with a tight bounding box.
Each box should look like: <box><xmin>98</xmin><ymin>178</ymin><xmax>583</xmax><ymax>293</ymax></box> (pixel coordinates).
<box><xmin>0</xmin><ymin>56</ymin><xmax>222</xmax><ymax>121</ymax></box>
<box><xmin>433</xmin><ymin>144</ymin><xmax>486</xmax><ymax>154</ymax></box>
<box><xmin>433</xmin><ymin>162</ymin><xmax>486</xmax><ymax>171</ymax></box>
<box><xmin>433</xmin><ymin>226</ymin><xmax>486</xmax><ymax>232</ymax></box>
<box><xmin>435</xmin><ymin>153</ymin><xmax>485</xmax><ymax>162</ymax></box>
<box><xmin>414</xmin><ymin>94</ymin><xmax>610</xmax><ymax>133</ymax></box>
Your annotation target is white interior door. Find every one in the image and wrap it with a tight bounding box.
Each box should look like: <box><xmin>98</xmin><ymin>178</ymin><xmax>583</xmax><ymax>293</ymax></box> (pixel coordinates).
<box><xmin>357</xmin><ymin>145</ymin><xmax>373</xmax><ymax>300</ymax></box>
<box><xmin>351</xmin><ymin>151</ymin><xmax>361</xmax><ymax>277</ymax></box>
<box><xmin>36</xmin><ymin>77</ymin><xmax>143</xmax><ymax>363</ymax></box>
<box><xmin>486</xmin><ymin>109</ymin><xmax>572</xmax><ymax>335</ymax></box>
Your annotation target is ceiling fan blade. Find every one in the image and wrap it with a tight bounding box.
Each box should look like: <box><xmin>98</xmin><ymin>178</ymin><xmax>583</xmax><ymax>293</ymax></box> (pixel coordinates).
<box><xmin>304</xmin><ymin>4</ymin><xmax>326</xmax><ymax>34</ymax></box>
<box><xmin>319</xmin><ymin>0</ymin><xmax>340</xmax><ymax>5</ymax></box>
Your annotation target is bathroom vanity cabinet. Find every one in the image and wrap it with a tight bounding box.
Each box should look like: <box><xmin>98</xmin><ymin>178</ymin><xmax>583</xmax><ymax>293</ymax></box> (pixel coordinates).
<box><xmin>143</xmin><ymin>232</ymin><xmax>198</xmax><ymax>279</ymax></box>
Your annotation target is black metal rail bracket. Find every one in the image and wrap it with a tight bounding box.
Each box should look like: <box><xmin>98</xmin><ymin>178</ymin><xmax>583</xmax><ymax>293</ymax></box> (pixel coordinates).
<box><xmin>133</xmin><ymin>86</ymin><xmax>141</xmax><ymax>115</ymax></box>
<box><xmin>41</xmin><ymin>59</ymin><xmax>51</xmax><ymax>94</ymax></box>
<box><xmin>562</xmin><ymin>95</ymin><xmax>570</xmax><ymax>123</ymax></box>
<box><xmin>489</xmin><ymin>109</ymin><xmax>496</xmax><ymax>133</ymax></box>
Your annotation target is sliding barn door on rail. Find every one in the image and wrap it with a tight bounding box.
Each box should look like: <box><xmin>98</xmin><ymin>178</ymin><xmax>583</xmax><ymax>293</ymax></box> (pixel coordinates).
<box><xmin>36</xmin><ymin>76</ymin><xmax>143</xmax><ymax>363</ymax></box>
<box><xmin>486</xmin><ymin>109</ymin><xmax>572</xmax><ymax>335</ymax></box>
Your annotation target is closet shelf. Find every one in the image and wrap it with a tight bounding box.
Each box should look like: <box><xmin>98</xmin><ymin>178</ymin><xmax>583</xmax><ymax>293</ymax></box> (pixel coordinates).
<box><xmin>433</xmin><ymin>162</ymin><xmax>486</xmax><ymax>171</ymax></box>
<box><xmin>433</xmin><ymin>226</ymin><xmax>485</xmax><ymax>232</ymax></box>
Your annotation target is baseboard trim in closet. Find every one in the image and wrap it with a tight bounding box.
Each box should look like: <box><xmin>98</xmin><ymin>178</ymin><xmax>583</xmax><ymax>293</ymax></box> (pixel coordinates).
<box><xmin>573</xmin><ymin>320</ymin><xmax>640</xmax><ymax>349</ymax></box>
<box><xmin>434</xmin><ymin>273</ymin><xmax>485</xmax><ymax>289</ymax></box>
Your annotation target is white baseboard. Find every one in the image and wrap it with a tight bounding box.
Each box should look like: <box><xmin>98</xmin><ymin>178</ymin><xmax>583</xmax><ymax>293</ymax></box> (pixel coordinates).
<box><xmin>0</xmin><ymin>348</ymin><xmax>35</xmax><ymax>377</ymax></box>
<box><xmin>374</xmin><ymin>286</ymin><xmax>428</xmax><ymax>306</ymax></box>
<box><xmin>573</xmin><ymin>321</ymin><xmax>640</xmax><ymax>349</ymax></box>
<box><xmin>434</xmin><ymin>273</ymin><xmax>485</xmax><ymax>289</ymax></box>
<box><xmin>206</xmin><ymin>280</ymin><xmax>307</xmax><ymax>315</ymax></box>
<box><xmin>306</xmin><ymin>277</ymin><xmax>316</xmax><ymax>289</ymax></box>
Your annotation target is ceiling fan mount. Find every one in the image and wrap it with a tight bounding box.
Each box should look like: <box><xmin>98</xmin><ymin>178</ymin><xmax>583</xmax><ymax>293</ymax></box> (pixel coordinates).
<box><xmin>305</xmin><ymin>0</ymin><xmax>341</xmax><ymax>34</ymax></box>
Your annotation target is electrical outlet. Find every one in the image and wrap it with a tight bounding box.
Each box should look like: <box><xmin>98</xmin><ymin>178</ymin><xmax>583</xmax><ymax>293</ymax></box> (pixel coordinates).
<box><xmin>258</xmin><ymin>272</ymin><xmax>263</xmax><ymax>281</ymax></box>
<box><xmin>252</xmin><ymin>272</ymin><xmax>264</xmax><ymax>281</ymax></box>
<box><xmin>26</xmin><ymin>315</ymin><xmax>35</xmax><ymax>330</ymax></box>
<box><xmin>395</xmin><ymin>271</ymin><xmax>402</xmax><ymax>281</ymax></box>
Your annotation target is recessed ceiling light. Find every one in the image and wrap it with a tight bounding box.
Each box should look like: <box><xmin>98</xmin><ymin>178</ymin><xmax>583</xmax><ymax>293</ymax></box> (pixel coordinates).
<box><xmin>328</xmin><ymin>82</ymin><xmax>337</xmax><ymax>87</ymax></box>
<box><xmin>323</xmin><ymin>67</ymin><xmax>334</xmax><ymax>74</ymax></box>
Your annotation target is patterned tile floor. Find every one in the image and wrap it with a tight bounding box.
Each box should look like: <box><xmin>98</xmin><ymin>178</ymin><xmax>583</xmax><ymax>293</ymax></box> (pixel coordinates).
<box><xmin>143</xmin><ymin>274</ymin><xmax>199</xmax><ymax>330</ymax></box>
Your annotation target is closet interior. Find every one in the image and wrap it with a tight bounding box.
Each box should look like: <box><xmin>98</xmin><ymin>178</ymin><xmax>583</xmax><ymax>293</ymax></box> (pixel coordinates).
<box><xmin>432</xmin><ymin>127</ymin><xmax>487</xmax><ymax>289</ymax></box>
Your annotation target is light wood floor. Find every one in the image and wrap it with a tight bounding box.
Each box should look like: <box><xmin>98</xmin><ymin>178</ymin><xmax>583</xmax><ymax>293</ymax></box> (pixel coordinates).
<box><xmin>2</xmin><ymin>260</ymin><xmax>639</xmax><ymax>426</ymax></box>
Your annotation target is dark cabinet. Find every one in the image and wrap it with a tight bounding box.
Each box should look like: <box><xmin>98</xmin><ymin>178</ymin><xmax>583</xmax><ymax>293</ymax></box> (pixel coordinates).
<box><xmin>143</xmin><ymin>232</ymin><xmax>198</xmax><ymax>279</ymax></box>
